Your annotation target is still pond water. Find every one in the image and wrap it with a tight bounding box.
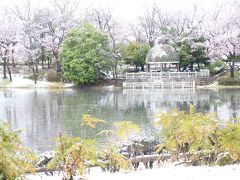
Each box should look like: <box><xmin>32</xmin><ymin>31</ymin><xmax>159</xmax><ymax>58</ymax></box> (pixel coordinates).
<box><xmin>0</xmin><ymin>88</ymin><xmax>240</xmax><ymax>153</ymax></box>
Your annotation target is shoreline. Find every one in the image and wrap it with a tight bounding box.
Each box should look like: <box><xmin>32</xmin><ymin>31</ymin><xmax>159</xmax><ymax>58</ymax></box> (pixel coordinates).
<box><xmin>0</xmin><ymin>76</ymin><xmax>121</xmax><ymax>89</ymax></box>
<box><xmin>0</xmin><ymin>76</ymin><xmax>74</xmax><ymax>89</ymax></box>
<box><xmin>1</xmin><ymin>76</ymin><xmax>240</xmax><ymax>89</ymax></box>
<box><xmin>197</xmin><ymin>82</ymin><xmax>240</xmax><ymax>89</ymax></box>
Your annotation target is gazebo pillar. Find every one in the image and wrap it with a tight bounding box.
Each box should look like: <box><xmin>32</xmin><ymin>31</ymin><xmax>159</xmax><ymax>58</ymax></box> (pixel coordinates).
<box><xmin>147</xmin><ymin>63</ymin><xmax>150</xmax><ymax>72</ymax></box>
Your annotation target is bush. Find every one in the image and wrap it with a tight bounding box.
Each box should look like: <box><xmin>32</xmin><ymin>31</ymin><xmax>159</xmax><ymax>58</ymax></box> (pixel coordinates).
<box><xmin>0</xmin><ymin>121</ymin><xmax>35</xmax><ymax>179</ymax></box>
<box><xmin>218</xmin><ymin>72</ymin><xmax>240</xmax><ymax>86</ymax></box>
<box><xmin>155</xmin><ymin>106</ymin><xmax>216</xmax><ymax>156</ymax></box>
<box><xmin>98</xmin><ymin>146</ymin><xmax>129</xmax><ymax>173</ymax></box>
<box><xmin>155</xmin><ymin>106</ymin><xmax>240</xmax><ymax>165</ymax></box>
<box><xmin>48</xmin><ymin>134</ymin><xmax>97</xmax><ymax>179</ymax></box>
<box><xmin>27</xmin><ymin>72</ymin><xmax>40</xmax><ymax>80</ymax></box>
<box><xmin>60</xmin><ymin>24</ymin><xmax>111</xmax><ymax>85</ymax></box>
<box><xmin>208</xmin><ymin>60</ymin><xmax>226</xmax><ymax>75</ymax></box>
<box><xmin>47</xmin><ymin>71</ymin><xmax>62</xmax><ymax>82</ymax></box>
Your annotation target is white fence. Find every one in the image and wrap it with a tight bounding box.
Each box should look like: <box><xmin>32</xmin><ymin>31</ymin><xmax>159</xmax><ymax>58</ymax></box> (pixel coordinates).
<box><xmin>125</xmin><ymin>70</ymin><xmax>209</xmax><ymax>79</ymax></box>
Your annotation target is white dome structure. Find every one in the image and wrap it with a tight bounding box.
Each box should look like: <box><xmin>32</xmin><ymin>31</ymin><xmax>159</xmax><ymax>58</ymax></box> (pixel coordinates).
<box><xmin>146</xmin><ymin>37</ymin><xmax>179</xmax><ymax>72</ymax></box>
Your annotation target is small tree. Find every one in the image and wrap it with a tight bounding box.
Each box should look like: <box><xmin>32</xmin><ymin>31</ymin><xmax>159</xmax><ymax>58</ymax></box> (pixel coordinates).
<box><xmin>175</xmin><ymin>36</ymin><xmax>210</xmax><ymax>71</ymax></box>
<box><xmin>60</xmin><ymin>23</ymin><xmax>111</xmax><ymax>85</ymax></box>
<box><xmin>121</xmin><ymin>42</ymin><xmax>150</xmax><ymax>71</ymax></box>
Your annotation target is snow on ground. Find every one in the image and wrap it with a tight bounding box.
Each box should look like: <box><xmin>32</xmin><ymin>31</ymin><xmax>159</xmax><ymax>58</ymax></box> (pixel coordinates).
<box><xmin>0</xmin><ymin>75</ymin><xmax>74</xmax><ymax>88</ymax></box>
<box><xmin>25</xmin><ymin>164</ymin><xmax>240</xmax><ymax>180</ymax></box>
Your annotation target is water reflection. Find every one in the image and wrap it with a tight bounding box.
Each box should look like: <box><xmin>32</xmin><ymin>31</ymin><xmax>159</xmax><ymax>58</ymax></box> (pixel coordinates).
<box><xmin>0</xmin><ymin>88</ymin><xmax>240</xmax><ymax>153</ymax></box>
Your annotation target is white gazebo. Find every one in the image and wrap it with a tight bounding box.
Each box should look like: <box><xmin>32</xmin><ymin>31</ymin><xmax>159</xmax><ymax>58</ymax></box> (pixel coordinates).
<box><xmin>146</xmin><ymin>37</ymin><xmax>179</xmax><ymax>72</ymax></box>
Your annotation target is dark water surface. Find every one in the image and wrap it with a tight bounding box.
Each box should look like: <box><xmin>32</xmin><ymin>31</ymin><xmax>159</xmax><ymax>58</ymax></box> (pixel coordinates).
<box><xmin>0</xmin><ymin>88</ymin><xmax>240</xmax><ymax>153</ymax></box>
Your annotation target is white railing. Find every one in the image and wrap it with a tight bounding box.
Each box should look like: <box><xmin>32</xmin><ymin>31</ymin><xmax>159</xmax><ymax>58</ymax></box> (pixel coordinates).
<box><xmin>125</xmin><ymin>70</ymin><xmax>209</xmax><ymax>79</ymax></box>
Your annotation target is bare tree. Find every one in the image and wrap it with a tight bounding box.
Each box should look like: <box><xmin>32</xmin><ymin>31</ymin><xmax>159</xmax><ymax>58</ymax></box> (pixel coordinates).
<box><xmin>169</xmin><ymin>5</ymin><xmax>206</xmax><ymax>42</ymax></box>
<box><xmin>85</xmin><ymin>8</ymin><xmax>124</xmax><ymax>79</ymax></box>
<box><xmin>135</xmin><ymin>3</ymin><xmax>170</xmax><ymax>46</ymax></box>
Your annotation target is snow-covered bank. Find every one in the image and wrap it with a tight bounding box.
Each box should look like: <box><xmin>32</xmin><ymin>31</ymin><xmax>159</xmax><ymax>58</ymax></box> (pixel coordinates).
<box><xmin>0</xmin><ymin>76</ymin><xmax>74</xmax><ymax>88</ymax></box>
<box><xmin>25</xmin><ymin>164</ymin><xmax>240</xmax><ymax>180</ymax></box>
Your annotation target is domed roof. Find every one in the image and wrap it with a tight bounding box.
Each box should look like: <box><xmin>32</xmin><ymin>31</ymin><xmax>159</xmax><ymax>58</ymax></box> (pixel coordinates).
<box><xmin>146</xmin><ymin>37</ymin><xmax>179</xmax><ymax>63</ymax></box>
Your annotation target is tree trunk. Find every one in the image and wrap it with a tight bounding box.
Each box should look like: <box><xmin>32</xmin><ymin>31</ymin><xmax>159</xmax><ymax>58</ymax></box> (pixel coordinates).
<box><xmin>35</xmin><ymin>63</ymin><xmax>39</xmax><ymax>73</ymax></box>
<box><xmin>47</xmin><ymin>56</ymin><xmax>50</xmax><ymax>69</ymax></box>
<box><xmin>135</xmin><ymin>65</ymin><xmax>138</xmax><ymax>72</ymax></box>
<box><xmin>7</xmin><ymin>64</ymin><xmax>12</xmax><ymax>82</ymax></box>
<box><xmin>34</xmin><ymin>73</ymin><xmax>37</xmax><ymax>84</ymax></box>
<box><xmin>112</xmin><ymin>67</ymin><xmax>116</xmax><ymax>79</ymax></box>
<box><xmin>115</xmin><ymin>66</ymin><xmax>118</xmax><ymax>79</ymax></box>
<box><xmin>41</xmin><ymin>46</ymin><xmax>45</xmax><ymax>69</ymax></box>
<box><xmin>190</xmin><ymin>62</ymin><xmax>194</xmax><ymax>72</ymax></box>
<box><xmin>113</xmin><ymin>63</ymin><xmax>118</xmax><ymax>80</ymax></box>
<box><xmin>56</xmin><ymin>60</ymin><xmax>62</xmax><ymax>72</ymax></box>
<box><xmin>53</xmin><ymin>51</ymin><xmax>62</xmax><ymax>72</ymax></box>
<box><xmin>32</xmin><ymin>64</ymin><xmax>37</xmax><ymax>84</ymax></box>
<box><xmin>12</xmin><ymin>49</ymin><xmax>16</xmax><ymax>67</ymax></box>
<box><xmin>3</xmin><ymin>57</ymin><xmax>7</xmax><ymax>79</ymax></box>
<box><xmin>141</xmin><ymin>65</ymin><xmax>145</xmax><ymax>72</ymax></box>
<box><xmin>230</xmin><ymin>61</ymin><xmax>235</xmax><ymax>78</ymax></box>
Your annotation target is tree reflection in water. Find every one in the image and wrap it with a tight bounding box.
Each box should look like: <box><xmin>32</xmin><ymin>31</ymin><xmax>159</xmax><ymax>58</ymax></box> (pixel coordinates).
<box><xmin>0</xmin><ymin>88</ymin><xmax>240</xmax><ymax>153</ymax></box>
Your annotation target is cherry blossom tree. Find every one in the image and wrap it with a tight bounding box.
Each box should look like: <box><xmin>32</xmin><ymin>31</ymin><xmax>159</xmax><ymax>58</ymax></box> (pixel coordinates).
<box><xmin>42</xmin><ymin>0</ymin><xmax>79</xmax><ymax>72</ymax></box>
<box><xmin>0</xmin><ymin>10</ymin><xmax>18</xmax><ymax>81</ymax></box>
<box><xmin>14</xmin><ymin>0</ymin><xmax>79</xmax><ymax>81</ymax></box>
<box><xmin>203</xmin><ymin>2</ymin><xmax>240</xmax><ymax>77</ymax></box>
<box><xmin>169</xmin><ymin>5</ymin><xmax>205</xmax><ymax>41</ymax></box>
<box><xmin>14</xmin><ymin>1</ymin><xmax>44</xmax><ymax>83</ymax></box>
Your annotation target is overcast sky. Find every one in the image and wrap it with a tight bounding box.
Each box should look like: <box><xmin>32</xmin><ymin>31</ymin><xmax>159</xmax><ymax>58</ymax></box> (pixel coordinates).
<box><xmin>0</xmin><ymin>0</ymin><xmax>235</xmax><ymax>21</ymax></box>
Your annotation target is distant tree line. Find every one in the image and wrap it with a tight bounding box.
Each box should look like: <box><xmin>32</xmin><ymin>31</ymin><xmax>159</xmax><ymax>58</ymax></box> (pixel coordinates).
<box><xmin>0</xmin><ymin>0</ymin><xmax>239</xmax><ymax>84</ymax></box>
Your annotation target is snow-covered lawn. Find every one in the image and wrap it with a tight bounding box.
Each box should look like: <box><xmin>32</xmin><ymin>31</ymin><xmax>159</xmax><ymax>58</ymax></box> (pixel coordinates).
<box><xmin>25</xmin><ymin>164</ymin><xmax>240</xmax><ymax>180</ymax></box>
<box><xmin>0</xmin><ymin>75</ymin><xmax>73</xmax><ymax>88</ymax></box>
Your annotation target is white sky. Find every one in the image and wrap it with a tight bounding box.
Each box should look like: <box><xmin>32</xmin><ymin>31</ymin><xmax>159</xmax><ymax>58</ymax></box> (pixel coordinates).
<box><xmin>0</xmin><ymin>0</ymin><xmax>235</xmax><ymax>22</ymax></box>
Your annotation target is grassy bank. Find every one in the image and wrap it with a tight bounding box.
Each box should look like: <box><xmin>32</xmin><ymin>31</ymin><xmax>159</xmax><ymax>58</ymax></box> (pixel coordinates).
<box><xmin>218</xmin><ymin>71</ymin><xmax>240</xmax><ymax>86</ymax></box>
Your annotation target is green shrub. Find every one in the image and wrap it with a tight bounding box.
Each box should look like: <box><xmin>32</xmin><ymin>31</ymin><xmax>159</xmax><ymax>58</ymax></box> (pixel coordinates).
<box><xmin>0</xmin><ymin>121</ymin><xmax>35</xmax><ymax>179</ymax></box>
<box><xmin>218</xmin><ymin>123</ymin><xmax>240</xmax><ymax>163</ymax></box>
<box><xmin>155</xmin><ymin>106</ymin><xmax>240</xmax><ymax>165</ymax></box>
<box><xmin>60</xmin><ymin>24</ymin><xmax>111</xmax><ymax>85</ymax></box>
<box><xmin>218</xmin><ymin>72</ymin><xmax>240</xmax><ymax>86</ymax></box>
<box><xmin>155</xmin><ymin>106</ymin><xmax>216</xmax><ymax>156</ymax></box>
<box><xmin>98</xmin><ymin>146</ymin><xmax>129</xmax><ymax>172</ymax></box>
<box><xmin>48</xmin><ymin>134</ymin><xmax>97</xmax><ymax>179</ymax></box>
<box><xmin>47</xmin><ymin>71</ymin><xmax>62</xmax><ymax>82</ymax></box>
<box><xmin>208</xmin><ymin>60</ymin><xmax>226</xmax><ymax>75</ymax></box>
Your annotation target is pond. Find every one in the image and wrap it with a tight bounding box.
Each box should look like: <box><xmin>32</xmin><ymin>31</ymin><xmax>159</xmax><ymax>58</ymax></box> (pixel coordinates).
<box><xmin>0</xmin><ymin>87</ymin><xmax>240</xmax><ymax>153</ymax></box>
